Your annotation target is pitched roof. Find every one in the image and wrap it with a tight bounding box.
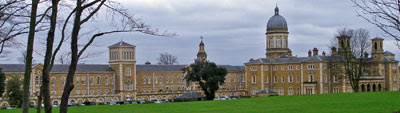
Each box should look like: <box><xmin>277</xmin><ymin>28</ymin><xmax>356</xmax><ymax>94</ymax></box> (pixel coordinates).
<box><xmin>174</xmin><ymin>91</ymin><xmax>204</xmax><ymax>99</ymax></box>
<box><xmin>0</xmin><ymin>64</ymin><xmax>114</xmax><ymax>73</ymax></box>
<box><xmin>136</xmin><ymin>64</ymin><xmax>245</xmax><ymax>72</ymax></box>
<box><xmin>0</xmin><ymin>64</ymin><xmax>245</xmax><ymax>73</ymax></box>
<box><xmin>256</xmin><ymin>88</ymin><xmax>277</xmax><ymax>94</ymax></box>
<box><xmin>108</xmin><ymin>41</ymin><xmax>135</xmax><ymax>47</ymax></box>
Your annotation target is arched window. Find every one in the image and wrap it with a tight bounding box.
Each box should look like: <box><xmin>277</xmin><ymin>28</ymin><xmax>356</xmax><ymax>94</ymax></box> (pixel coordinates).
<box><xmin>274</xmin><ymin>76</ymin><xmax>278</xmax><ymax>83</ymax></box>
<box><xmin>283</xmin><ymin>38</ymin><xmax>287</xmax><ymax>48</ymax></box>
<box><xmin>97</xmin><ymin>76</ymin><xmax>101</xmax><ymax>85</ymax></box>
<box><xmin>62</xmin><ymin>78</ymin><xmax>65</xmax><ymax>86</ymax></box>
<box><xmin>289</xmin><ymin>75</ymin><xmax>293</xmax><ymax>83</ymax></box>
<box><xmin>35</xmin><ymin>76</ymin><xmax>39</xmax><ymax>86</ymax></box>
<box><xmin>374</xmin><ymin>42</ymin><xmax>378</xmax><ymax>50</ymax></box>
<box><xmin>143</xmin><ymin>77</ymin><xmax>146</xmax><ymax>84</ymax></box>
<box><xmin>51</xmin><ymin>78</ymin><xmax>56</xmax><ymax>86</ymax></box>
<box><xmin>105</xmin><ymin>77</ymin><xmax>109</xmax><ymax>85</ymax></box>
<box><xmin>76</xmin><ymin>77</ymin><xmax>80</xmax><ymax>85</ymax></box>
<box><xmin>82</xmin><ymin>77</ymin><xmax>86</xmax><ymax>85</ymax></box>
<box><xmin>309</xmin><ymin>74</ymin><xmax>314</xmax><ymax>82</ymax></box>
<box><xmin>177</xmin><ymin>76</ymin><xmax>181</xmax><ymax>83</ymax></box>
<box><xmin>281</xmin><ymin>76</ymin><xmax>285</xmax><ymax>83</ymax></box>
<box><xmin>277</xmin><ymin>38</ymin><xmax>281</xmax><ymax>48</ymax></box>
<box><xmin>159</xmin><ymin>77</ymin><xmax>162</xmax><ymax>84</ymax></box>
<box><xmin>90</xmin><ymin>77</ymin><xmax>94</xmax><ymax>85</ymax></box>
<box><xmin>269</xmin><ymin>38</ymin><xmax>274</xmax><ymax>48</ymax></box>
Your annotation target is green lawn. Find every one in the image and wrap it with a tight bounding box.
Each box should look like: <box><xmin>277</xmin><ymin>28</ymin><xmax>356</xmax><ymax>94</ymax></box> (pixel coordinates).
<box><xmin>1</xmin><ymin>91</ymin><xmax>400</xmax><ymax>113</ymax></box>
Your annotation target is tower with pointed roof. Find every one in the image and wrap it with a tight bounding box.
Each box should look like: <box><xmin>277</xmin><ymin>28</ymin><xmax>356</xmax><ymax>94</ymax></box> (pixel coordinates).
<box><xmin>266</xmin><ymin>5</ymin><xmax>291</xmax><ymax>58</ymax></box>
<box><xmin>196</xmin><ymin>37</ymin><xmax>207</xmax><ymax>62</ymax></box>
<box><xmin>108</xmin><ymin>40</ymin><xmax>136</xmax><ymax>98</ymax></box>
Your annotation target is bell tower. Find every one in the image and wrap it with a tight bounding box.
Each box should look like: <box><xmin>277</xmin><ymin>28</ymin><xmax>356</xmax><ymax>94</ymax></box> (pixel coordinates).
<box><xmin>337</xmin><ymin>35</ymin><xmax>351</xmax><ymax>55</ymax></box>
<box><xmin>108</xmin><ymin>40</ymin><xmax>136</xmax><ymax>99</ymax></box>
<box><xmin>371</xmin><ymin>37</ymin><xmax>384</xmax><ymax>60</ymax></box>
<box><xmin>196</xmin><ymin>36</ymin><xmax>207</xmax><ymax>62</ymax></box>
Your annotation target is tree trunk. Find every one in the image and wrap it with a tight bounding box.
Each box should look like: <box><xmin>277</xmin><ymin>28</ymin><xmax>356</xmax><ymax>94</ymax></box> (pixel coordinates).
<box><xmin>23</xmin><ymin>0</ymin><xmax>40</xmax><ymax>112</ymax></box>
<box><xmin>59</xmin><ymin>0</ymin><xmax>82</xmax><ymax>113</ymax></box>
<box><xmin>36</xmin><ymin>87</ymin><xmax>42</xmax><ymax>113</ymax></box>
<box><xmin>42</xmin><ymin>0</ymin><xmax>59</xmax><ymax>113</ymax></box>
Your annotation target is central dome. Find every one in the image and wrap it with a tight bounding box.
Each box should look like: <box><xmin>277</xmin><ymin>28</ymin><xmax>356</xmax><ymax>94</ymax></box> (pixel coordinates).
<box><xmin>267</xmin><ymin>6</ymin><xmax>288</xmax><ymax>31</ymax></box>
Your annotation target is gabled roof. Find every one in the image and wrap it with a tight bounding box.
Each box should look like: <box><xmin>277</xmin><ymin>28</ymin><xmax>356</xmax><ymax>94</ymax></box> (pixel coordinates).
<box><xmin>0</xmin><ymin>64</ymin><xmax>115</xmax><ymax>73</ymax></box>
<box><xmin>384</xmin><ymin>51</ymin><xmax>395</xmax><ymax>55</ymax></box>
<box><xmin>174</xmin><ymin>91</ymin><xmax>204</xmax><ymax>99</ymax></box>
<box><xmin>256</xmin><ymin>88</ymin><xmax>276</xmax><ymax>94</ymax></box>
<box><xmin>108</xmin><ymin>41</ymin><xmax>135</xmax><ymax>47</ymax></box>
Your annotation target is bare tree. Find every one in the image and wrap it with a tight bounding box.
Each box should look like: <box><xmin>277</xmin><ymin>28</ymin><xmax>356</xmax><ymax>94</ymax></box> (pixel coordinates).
<box><xmin>352</xmin><ymin>0</ymin><xmax>400</xmax><ymax>48</ymax></box>
<box><xmin>58</xmin><ymin>1</ymin><xmax>175</xmax><ymax>113</ymax></box>
<box><xmin>331</xmin><ymin>28</ymin><xmax>371</xmax><ymax>92</ymax></box>
<box><xmin>157</xmin><ymin>52</ymin><xmax>178</xmax><ymax>65</ymax></box>
<box><xmin>23</xmin><ymin>0</ymin><xmax>40</xmax><ymax>112</ymax></box>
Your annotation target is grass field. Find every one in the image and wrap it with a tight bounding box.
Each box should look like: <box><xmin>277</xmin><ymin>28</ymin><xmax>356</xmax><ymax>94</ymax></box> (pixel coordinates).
<box><xmin>1</xmin><ymin>91</ymin><xmax>400</xmax><ymax>113</ymax></box>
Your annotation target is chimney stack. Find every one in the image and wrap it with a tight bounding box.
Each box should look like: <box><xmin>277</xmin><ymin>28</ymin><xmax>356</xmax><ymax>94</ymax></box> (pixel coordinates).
<box><xmin>288</xmin><ymin>49</ymin><xmax>292</xmax><ymax>57</ymax></box>
<box><xmin>145</xmin><ymin>61</ymin><xmax>151</xmax><ymax>65</ymax></box>
<box><xmin>308</xmin><ymin>50</ymin><xmax>312</xmax><ymax>57</ymax></box>
<box><xmin>322</xmin><ymin>51</ymin><xmax>326</xmax><ymax>56</ymax></box>
<box><xmin>331</xmin><ymin>47</ymin><xmax>337</xmax><ymax>55</ymax></box>
<box><xmin>313</xmin><ymin>48</ymin><xmax>318</xmax><ymax>56</ymax></box>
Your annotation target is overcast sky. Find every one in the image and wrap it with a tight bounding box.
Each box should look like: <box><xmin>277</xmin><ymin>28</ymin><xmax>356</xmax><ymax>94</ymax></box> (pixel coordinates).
<box><xmin>1</xmin><ymin>0</ymin><xmax>400</xmax><ymax>66</ymax></box>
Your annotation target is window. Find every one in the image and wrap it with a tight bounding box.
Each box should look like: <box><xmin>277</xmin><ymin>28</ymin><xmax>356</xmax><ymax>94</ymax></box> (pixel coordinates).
<box><xmin>309</xmin><ymin>74</ymin><xmax>314</xmax><ymax>82</ymax></box>
<box><xmin>51</xmin><ymin>78</ymin><xmax>56</xmax><ymax>86</ymax></box>
<box><xmin>166</xmin><ymin>76</ymin><xmax>169</xmax><ymax>83</ymax></box>
<box><xmin>307</xmin><ymin>64</ymin><xmax>315</xmax><ymax>70</ymax></box>
<box><xmin>333</xmin><ymin>64</ymin><xmax>338</xmax><ymax>69</ymax></box>
<box><xmin>125</xmin><ymin>67</ymin><xmax>131</xmax><ymax>76</ymax></box>
<box><xmin>324</xmin><ymin>74</ymin><xmax>327</xmax><ymax>83</ymax></box>
<box><xmin>263</xmin><ymin>66</ymin><xmax>268</xmax><ymax>71</ymax></box>
<box><xmin>296</xmin><ymin>65</ymin><xmax>300</xmax><ymax>70</ymax></box>
<box><xmin>76</xmin><ymin>90</ymin><xmax>80</xmax><ymax>95</ymax></box>
<box><xmin>252</xmin><ymin>76</ymin><xmax>256</xmax><ymax>84</ymax></box>
<box><xmin>333</xmin><ymin>75</ymin><xmax>338</xmax><ymax>83</ymax></box>
<box><xmin>155</xmin><ymin>76</ymin><xmax>158</xmax><ymax>84</ymax></box>
<box><xmin>143</xmin><ymin>77</ymin><xmax>146</xmax><ymax>84</ymax></box>
<box><xmin>82</xmin><ymin>90</ymin><xmax>87</xmax><ymax>95</ymax></box>
<box><xmin>296</xmin><ymin>76</ymin><xmax>300</xmax><ymax>83</ymax></box>
<box><xmin>274</xmin><ymin>76</ymin><xmax>278</xmax><ymax>83</ymax></box>
<box><xmin>171</xmin><ymin>76</ymin><xmax>174</xmax><ymax>83</ymax></box>
<box><xmin>90</xmin><ymin>77</ymin><xmax>94</xmax><ymax>85</ymax></box>
<box><xmin>228</xmin><ymin>75</ymin><xmax>231</xmax><ymax>82</ymax></box>
<box><xmin>269</xmin><ymin>38</ymin><xmax>274</xmax><ymax>48</ymax></box>
<box><xmin>159</xmin><ymin>77</ymin><xmax>162</xmax><ymax>84</ymax></box>
<box><xmin>178</xmin><ymin>76</ymin><xmax>181</xmax><ymax>83</ymax></box>
<box><xmin>76</xmin><ymin>77</ymin><xmax>80</xmax><ymax>85</ymax></box>
<box><xmin>273</xmin><ymin>66</ymin><xmax>277</xmax><ymax>71</ymax></box>
<box><xmin>281</xmin><ymin>76</ymin><xmax>285</xmax><ymax>83</ymax></box>
<box><xmin>105</xmin><ymin>89</ymin><xmax>109</xmax><ymax>94</ymax></box>
<box><xmin>250</xmin><ymin>66</ymin><xmax>257</xmax><ymax>71</ymax></box>
<box><xmin>281</xmin><ymin>66</ymin><xmax>284</xmax><ymax>70</ymax></box>
<box><xmin>323</xmin><ymin>64</ymin><xmax>327</xmax><ymax>70</ymax></box>
<box><xmin>288</xmin><ymin>88</ymin><xmax>293</xmax><ymax>95</ymax></box>
<box><xmin>297</xmin><ymin>88</ymin><xmax>301</xmax><ymax>95</ymax></box>
<box><xmin>105</xmin><ymin>77</ymin><xmax>109</xmax><ymax>85</ymax></box>
<box><xmin>277</xmin><ymin>39</ymin><xmax>281</xmax><ymax>48</ymax></box>
<box><xmin>62</xmin><ymin>78</ymin><xmax>65</xmax><ymax>86</ymax></box>
<box><xmin>111</xmin><ymin>77</ymin><xmax>114</xmax><ymax>85</ymax></box>
<box><xmin>333</xmin><ymin>88</ymin><xmax>339</xmax><ymax>93</ymax></box>
<box><xmin>35</xmin><ymin>76</ymin><xmax>39</xmax><ymax>86</ymax></box>
<box><xmin>289</xmin><ymin>75</ymin><xmax>293</xmax><ymax>83</ymax></box>
<box><xmin>283</xmin><ymin>38</ymin><xmax>287</xmax><ymax>48</ymax></box>
<box><xmin>265</xmin><ymin>76</ymin><xmax>268</xmax><ymax>83</ymax></box>
<box><xmin>97</xmin><ymin>76</ymin><xmax>101</xmax><ymax>85</ymax></box>
<box><xmin>392</xmin><ymin>65</ymin><xmax>397</xmax><ymax>70</ymax></box>
<box><xmin>90</xmin><ymin>90</ymin><xmax>94</xmax><ymax>95</ymax></box>
<box><xmin>126</xmin><ymin>80</ymin><xmax>132</xmax><ymax>90</ymax></box>
<box><xmin>97</xmin><ymin>90</ymin><xmax>101</xmax><ymax>95</ymax></box>
<box><xmin>82</xmin><ymin>77</ymin><xmax>86</xmax><ymax>85</ymax></box>
<box><xmin>52</xmin><ymin>91</ymin><xmax>56</xmax><ymax>96</ymax></box>
<box><xmin>148</xmin><ymin>77</ymin><xmax>151</xmax><ymax>84</ymax></box>
<box><xmin>279</xmin><ymin>88</ymin><xmax>284</xmax><ymax>95</ymax></box>
<box><xmin>288</xmin><ymin>65</ymin><xmax>293</xmax><ymax>70</ymax></box>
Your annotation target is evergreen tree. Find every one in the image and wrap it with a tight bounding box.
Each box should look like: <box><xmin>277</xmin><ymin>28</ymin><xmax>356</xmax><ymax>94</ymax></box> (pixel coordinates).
<box><xmin>5</xmin><ymin>76</ymin><xmax>23</xmax><ymax>108</ymax></box>
<box><xmin>183</xmin><ymin>61</ymin><xmax>227</xmax><ymax>100</ymax></box>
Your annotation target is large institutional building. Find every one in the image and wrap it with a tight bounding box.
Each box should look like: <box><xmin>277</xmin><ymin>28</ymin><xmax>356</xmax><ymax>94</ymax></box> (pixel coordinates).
<box><xmin>0</xmin><ymin>6</ymin><xmax>398</xmax><ymax>107</ymax></box>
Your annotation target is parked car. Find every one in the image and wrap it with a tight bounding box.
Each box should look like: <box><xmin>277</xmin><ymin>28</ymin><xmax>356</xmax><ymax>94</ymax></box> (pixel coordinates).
<box><xmin>117</xmin><ymin>101</ymin><xmax>130</xmax><ymax>104</ymax></box>
<box><xmin>83</xmin><ymin>101</ymin><xmax>96</xmax><ymax>106</ymax></box>
<box><xmin>151</xmin><ymin>99</ymin><xmax>165</xmax><ymax>104</ymax></box>
<box><xmin>137</xmin><ymin>100</ymin><xmax>146</xmax><ymax>104</ymax></box>
<box><xmin>219</xmin><ymin>96</ymin><xmax>231</xmax><ymax>100</ymax></box>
